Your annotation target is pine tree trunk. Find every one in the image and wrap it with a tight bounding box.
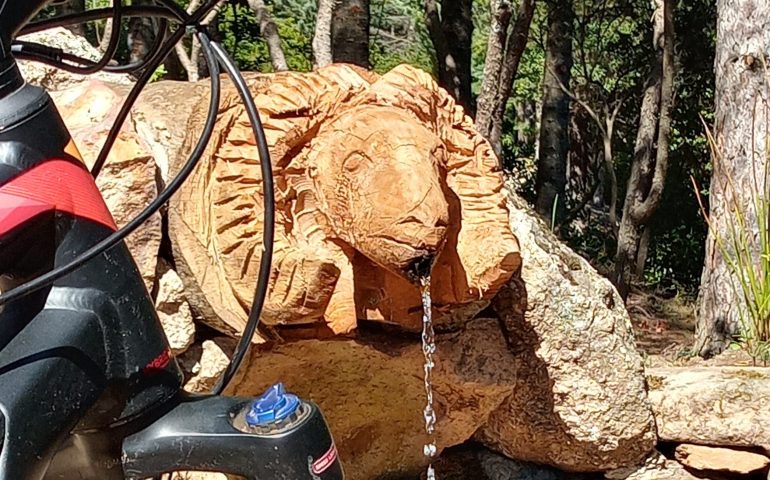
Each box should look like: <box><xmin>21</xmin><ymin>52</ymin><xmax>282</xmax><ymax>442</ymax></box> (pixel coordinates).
<box><xmin>425</xmin><ymin>0</ymin><xmax>474</xmax><ymax>114</ymax></box>
<box><xmin>695</xmin><ymin>0</ymin><xmax>770</xmax><ymax>357</ymax></box>
<box><xmin>535</xmin><ymin>0</ymin><xmax>573</xmax><ymax>221</ymax></box>
<box><xmin>332</xmin><ymin>0</ymin><xmax>370</xmax><ymax>68</ymax></box>
<box><xmin>55</xmin><ymin>0</ymin><xmax>85</xmax><ymax>38</ymax></box>
<box><xmin>313</xmin><ymin>0</ymin><xmax>335</xmax><ymax>68</ymax></box>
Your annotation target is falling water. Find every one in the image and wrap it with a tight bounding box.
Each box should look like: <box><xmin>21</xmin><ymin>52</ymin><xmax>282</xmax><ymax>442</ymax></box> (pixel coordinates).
<box><xmin>419</xmin><ymin>275</ymin><xmax>437</xmax><ymax>480</ymax></box>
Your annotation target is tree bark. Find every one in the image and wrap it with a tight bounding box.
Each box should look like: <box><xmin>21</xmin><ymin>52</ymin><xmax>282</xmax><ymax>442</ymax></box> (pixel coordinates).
<box><xmin>332</xmin><ymin>0</ymin><xmax>370</xmax><ymax>68</ymax></box>
<box><xmin>476</xmin><ymin>0</ymin><xmax>536</xmax><ymax>156</ymax></box>
<box><xmin>55</xmin><ymin>0</ymin><xmax>86</xmax><ymax>37</ymax></box>
<box><xmin>313</xmin><ymin>0</ymin><xmax>335</xmax><ymax>68</ymax></box>
<box><xmin>475</xmin><ymin>0</ymin><xmax>513</xmax><ymax>139</ymax></box>
<box><xmin>695</xmin><ymin>0</ymin><xmax>770</xmax><ymax>357</ymax></box>
<box><xmin>613</xmin><ymin>0</ymin><xmax>674</xmax><ymax>300</ymax></box>
<box><xmin>128</xmin><ymin>0</ymin><xmax>156</xmax><ymax>65</ymax></box>
<box><xmin>488</xmin><ymin>0</ymin><xmax>536</xmax><ymax>155</ymax></box>
<box><xmin>425</xmin><ymin>0</ymin><xmax>474</xmax><ymax>114</ymax></box>
<box><xmin>535</xmin><ymin>0</ymin><xmax>573</xmax><ymax>221</ymax></box>
<box><xmin>247</xmin><ymin>0</ymin><xmax>289</xmax><ymax>72</ymax></box>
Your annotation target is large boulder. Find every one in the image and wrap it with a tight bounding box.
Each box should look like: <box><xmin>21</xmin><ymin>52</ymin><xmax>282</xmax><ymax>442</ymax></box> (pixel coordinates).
<box><xmin>647</xmin><ymin>366</ymin><xmax>770</xmax><ymax>450</ymax></box>
<box><xmin>474</xmin><ymin>188</ymin><xmax>656</xmax><ymax>472</ymax></box>
<box><xmin>17</xmin><ymin>27</ymin><xmax>131</xmax><ymax>91</ymax></box>
<box><xmin>50</xmin><ymin>81</ymin><xmax>161</xmax><ymax>292</ymax></box>
<box><xmin>227</xmin><ymin>318</ymin><xmax>514</xmax><ymax>480</ymax></box>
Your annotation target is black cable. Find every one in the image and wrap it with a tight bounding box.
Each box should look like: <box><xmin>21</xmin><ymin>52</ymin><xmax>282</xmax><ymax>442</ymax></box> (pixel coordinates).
<box><xmin>89</xmin><ymin>0</ymin><xmax>222</xmax><ymax>178</ymax></box>
<box><xmin>19</xmin><ymin>6</ymin><xmax>181</xmax><ymax>35</ymax></box>
<box><xmin>0</xmin><ymin>28</ymin><xmax>221</xmax><ymax>308</ymax></box>
<box><xmin>13</xmin><ymin>3</ymin><xmax>125</xmax><ymax>74</ymax></box>
<box><xmin>208</xmin><ymin>40</ymin><xmax>275</xmax><ymax>395</ymax></box>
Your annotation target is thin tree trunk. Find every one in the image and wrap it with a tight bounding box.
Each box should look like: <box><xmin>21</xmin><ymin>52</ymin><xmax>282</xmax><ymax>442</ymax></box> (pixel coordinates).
<box><xmin>175</xmin><ymin>0</ymin><xmax>225</xmax><ymax>81</ymax></box>
<box><xmin>603</xmin><ymin>118</ymin><xmax>618</xmax><ymax>230</ymax></box>
<box><xmin>613</xmin><ymin>67</ymin><xmax>661</xmax><ymax>297</ymax></box>
<box><xmin>425</xmin><ymin>0</ymin><xmax>474</xmax><ymax>114</ymax></box>
<box><xmin>247</xmin><ymin>0</ymin><xmax>289</xmax><ymax>71</ymax></box>
<box><xmin>98</xmin><ymin>0</ymin><xmax>114</xmax><ymax>53</ymax></box>
<box><xmin>695</xmin><ymin>0</ymin><xmax>770</xmax><ymax>357</ymax></box>
<box><xmin>476</xmin><ymin>0</ymin><xmax>536</xmax><ymax>156</ymax></box>
<box><xmin>56</xmin><ymin>0</ymin><xmax>86</xmax><ymax>37</ymax></box>
<box><xmin>488</xmin><ymin>0</ymin><xmax>536</xmax><ymax>154</ymax></box>
<box><xmin>535</xmin><ymin>0</ymin><xmax>573</xmax><ymax>221</ymax></box>
<box><xmin>332</xmin><ymin>0</ymin><xmax>370</xmax><ymax>68</ymax></box>
<box><xmin>313</xmin><ymin>0</ymin><xmax>335</xmax><ymax>68</ymax></box>
<box><xmin>475</xmin><ymin>0</ymin><xmax>512</xmax><ymax>137</ymax></box>
<box><xmin>634</xmin><ymin>226</ymin><xmax>651</xmax><ymax>279</ymax></box>
<box><xmin>613</xmin><ymin>0</ymin><xmax>674</xmax><ymax>300</ymax></box>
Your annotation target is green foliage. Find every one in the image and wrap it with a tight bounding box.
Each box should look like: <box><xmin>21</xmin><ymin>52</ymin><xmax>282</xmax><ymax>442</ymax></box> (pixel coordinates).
<box><xmin>150</xmin><ymin>64</ymin><xmax>168</xmax><ymax>82</ymax></box>
<box><xmin>370</xmin><ymin>0</ymin><xmax>434</xmax><ymax>73</ymax></box>
<box><xmin>697</xmin><ymin>121</ymin><xmax>770</xmax><ymax>365</ymax></box>
<box><xmin>218</xmin><ymin>3</ymin><xmax>313</xmax><ymax>73</ymax></box>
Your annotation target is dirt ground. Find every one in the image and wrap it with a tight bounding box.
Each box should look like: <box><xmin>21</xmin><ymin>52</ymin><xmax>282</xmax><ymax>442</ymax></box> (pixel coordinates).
<box><xmin>626</xmin><ymin>287</ymin><xmax>760</xmax><ymax>368</ymax></box>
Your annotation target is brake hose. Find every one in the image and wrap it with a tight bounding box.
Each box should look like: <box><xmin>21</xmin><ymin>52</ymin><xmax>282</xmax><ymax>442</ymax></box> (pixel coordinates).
<box><xmin>14</xmin><ymin>0</ymin><xmax>124</xmax><ymax>75</ymax></box>
<box><xmin>209</xmin><ymin>40</ymin><xmax>274</xmax><ymax>395</ymax></box>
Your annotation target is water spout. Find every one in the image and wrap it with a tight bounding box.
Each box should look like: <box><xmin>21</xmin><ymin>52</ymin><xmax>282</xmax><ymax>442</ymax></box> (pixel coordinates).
<box><xmin>420</xmin><ymin>275</ymin><xmax>437</xmax><ymax>480</ymax></box>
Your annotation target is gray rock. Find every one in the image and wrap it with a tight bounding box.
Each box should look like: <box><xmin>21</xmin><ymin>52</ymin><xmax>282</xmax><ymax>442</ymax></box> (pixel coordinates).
<box><xmin>605</xmin><ymin>452</ymin><xmax>700</xmax><ymax>480</ymax></box>
<box><xmin>648</xmin><ymin>366</ymin><xmax>770</xmax><ymax>450</ymax></box>
<box><xmin>475</xmin><ymin>186</ymin><xmax>656</xmax><ymax>471</ymax></box>
<box><xmin>431</xmin><ymin>445</ymin><xmax>596</xmax><ymax>480</ymax></box>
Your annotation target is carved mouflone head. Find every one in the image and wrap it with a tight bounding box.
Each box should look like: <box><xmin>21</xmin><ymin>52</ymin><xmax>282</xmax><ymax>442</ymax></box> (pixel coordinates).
<box><xmin>166</xmin><ymin>64</ymin><xmax>521</xmax><ymax>336</ymax></box>
<box><xmin>309</xmin><ymin>105</ymin><xmax>450</xmax><ymax>278</ymax></box>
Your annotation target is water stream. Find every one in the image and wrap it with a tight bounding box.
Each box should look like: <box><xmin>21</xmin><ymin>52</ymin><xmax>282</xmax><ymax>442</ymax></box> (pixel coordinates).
<box><xmin>419</xmin><ymin>276</ymin><xmax>437</xmax><ymax>480</ymax></box>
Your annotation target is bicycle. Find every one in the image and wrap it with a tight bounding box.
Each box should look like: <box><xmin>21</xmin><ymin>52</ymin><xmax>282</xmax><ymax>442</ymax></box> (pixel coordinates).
<box><xmin>0</xmin><ymin>1</ymin><xmax>344</xmax><ymax>478</ymax></box>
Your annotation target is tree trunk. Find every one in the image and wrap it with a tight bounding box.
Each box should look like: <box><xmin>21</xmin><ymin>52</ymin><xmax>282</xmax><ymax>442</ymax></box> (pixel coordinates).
<box><xmin>128</xmin><ymin>0</ymin><xmax>156</xmax><ymax>65</ymax></box>
<box><xmin>535</xmin><ymin>0</ymin><xmax>573</xmax><ymax>221</ymax></box>
<box><xmin>425</xmin><ymin>0</ymin><xmax>474</xmax><ymax>114</ymax></box>
<box><xmin>475</xmin><ymin>0</ymin><xmax>513</xmax><ymax>139</ymax></box>
<box><xmin>613</xmin><ymin>0</ymin><xmax>674</xmax><ymax>300</ymax></box>
<box><xmin>488</xmin><ymin>0</ymin><xmax>536</xmax><ymax>155</ymax></box>
<box><xmin>332</xmin><ymin>0</ymin><xmax>370</xmax><ymax>68</ymax></box>
<box><xmin>695</xmin><ymin>0</ymin><xmax>770</xmax><ymax>357</ymax></box>
<box><xmin>634</xmin><ymin>226</ymin><xmax>651</xmax><ymax>279</ymax></box>
<box><xmin>313</xmin><ymin>0</ymin><xmax>335</xmax><ymax>68</ymax></box>
<box><xmin>476</xmin><ymin>0</ymin><xmax>536</xmax><ymax>156</ymax></box>
<box><xmin>248</xmin><ymin>0</ymin><xmax>289</xmax><ymax>71</ymax></box>
<box><xmin>55</xmin><ymin>0</ymin><xmax>86</xmax><ymax>37</ymax></box>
